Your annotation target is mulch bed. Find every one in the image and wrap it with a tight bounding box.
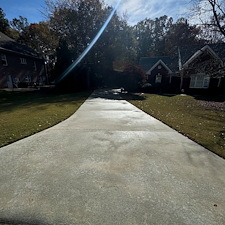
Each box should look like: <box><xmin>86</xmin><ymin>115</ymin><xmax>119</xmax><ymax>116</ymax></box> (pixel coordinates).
<box><xmin>197</xmin><ymin>100</ymin><xmax>225</xmax><ymax>111</ymax></box>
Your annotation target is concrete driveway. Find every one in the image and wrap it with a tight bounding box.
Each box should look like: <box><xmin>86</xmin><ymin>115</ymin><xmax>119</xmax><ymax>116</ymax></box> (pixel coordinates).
<box><xmin>0</xmin><ymin>89</ymin><xmax>225</xmax><ymax>225</ymax></box>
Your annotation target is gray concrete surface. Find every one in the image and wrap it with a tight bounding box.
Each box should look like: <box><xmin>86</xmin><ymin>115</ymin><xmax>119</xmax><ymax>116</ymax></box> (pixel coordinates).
<box><xmin>0</xmin><ymin>88</ymin><xmax>225</xmax><ymax>225</ymax></box>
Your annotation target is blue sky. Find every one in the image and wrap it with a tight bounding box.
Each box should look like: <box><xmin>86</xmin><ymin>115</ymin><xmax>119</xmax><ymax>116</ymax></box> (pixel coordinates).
<box><xmin>1</xmin><ymin>0</ymin><xmax>47</xmax><ymax>23</ymax></box>
<box><xmin>1</xmin><ymin>0</ymin><xmax>191</xmax><ymax>25</ymax></box>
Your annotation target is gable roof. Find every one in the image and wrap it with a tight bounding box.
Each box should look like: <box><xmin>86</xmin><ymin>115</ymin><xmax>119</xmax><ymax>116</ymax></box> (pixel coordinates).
<box><xmin>146</xmin><ymin>59</ymin><xmax>172</xmax><ymax>74</ymax></box>
<box><xmin>183</xmin><ymin>45</ymin><xmax>223</xmax><ymax>68</ymax></box>
<box><xmin>139</xmin><ymin>56</ymin><xmax>178</xmax><ymax>73</ymax></box>
<box><xmin>0</xmin><ymin>32</ymin><xmax>40</xmax><ymax>58</ymax></box>
<box><xmin>179</xmin><ymin>43</ymin><xmax>225</xmax><ymax>66</ymax></box>
<box><xmin>140</xmin><ymin>43</ymin><xmax>225</xmax><ymax>74</ymax></box>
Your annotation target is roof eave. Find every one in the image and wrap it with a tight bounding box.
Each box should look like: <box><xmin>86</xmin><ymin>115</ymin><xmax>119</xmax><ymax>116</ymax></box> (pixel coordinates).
<box><xmin>0</xmin><ymin>47</ymin><xmax>43</xmax><ymax>60</ymax></box>
<box><xmin>183</xmin><ymin>45</ymin><xmax>223</xmax><ymax>68</ymax></box>
<box><xmin>146</xmin><ymin>59</ymin><xmax>172</xmax><ymax>74</ymax></box>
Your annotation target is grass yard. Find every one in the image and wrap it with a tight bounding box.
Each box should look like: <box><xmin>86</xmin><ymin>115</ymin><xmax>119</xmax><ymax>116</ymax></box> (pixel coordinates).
<box><xmin>128</xmin><ymin>93</ymin><xmax>225</xmax><ymax>158</ymax></box>
<box><xmin>0</xmin><ymin>90</ymin><xmax>91</xmax><ymax>147</ymax></box>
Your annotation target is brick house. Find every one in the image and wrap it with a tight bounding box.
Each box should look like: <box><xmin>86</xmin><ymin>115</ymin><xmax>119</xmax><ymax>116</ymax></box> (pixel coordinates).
<box><xmin>139</xmin><ymin>44</ymin><xmax>225</xmax><ymax>93</ymax></box>
<box><xmin>179</xmin><ymin>44</ymin><xmax>225</xmax><ymax>93</ymax></box>
<box><xmin>0</xmin><ymin>32</ymin><xmax>47</xmax><ymax>88</ymax></box>
<box><xmin>139</xmin><ymin>56</ymin><xmax>180</xmax><ymax>92</ymax></box>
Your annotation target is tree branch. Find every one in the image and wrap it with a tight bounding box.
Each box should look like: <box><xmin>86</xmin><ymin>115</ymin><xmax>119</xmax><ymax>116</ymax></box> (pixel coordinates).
<box><xmin>208</xmin><ymin>0</ymin><xmax>225</xmax><ymax>37</ymax></box>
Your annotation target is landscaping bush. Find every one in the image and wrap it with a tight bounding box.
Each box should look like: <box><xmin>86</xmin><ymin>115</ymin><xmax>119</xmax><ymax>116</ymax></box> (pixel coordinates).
<box><xmin>122</xmin><ymin>64</ymin><xmax>147</xmax><ymax>92</ymax></box>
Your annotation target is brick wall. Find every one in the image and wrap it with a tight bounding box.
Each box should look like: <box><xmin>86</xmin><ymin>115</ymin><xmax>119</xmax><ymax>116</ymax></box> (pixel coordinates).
<box><xmin>0</xmin><ymin>50</ymin><xmax>46</xmax><ymax>88</ymax></box>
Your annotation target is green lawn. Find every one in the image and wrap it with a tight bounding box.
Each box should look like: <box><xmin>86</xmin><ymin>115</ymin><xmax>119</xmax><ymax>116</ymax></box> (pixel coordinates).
<box><xmin>0</xmin><ymin>90</ymin><xmax>91</xmax><ymax>147</ymax></box>
<box><xmin>128</xmin><ymin>93</ymin><xmax>225</xmax><ymax>158</ymax></box>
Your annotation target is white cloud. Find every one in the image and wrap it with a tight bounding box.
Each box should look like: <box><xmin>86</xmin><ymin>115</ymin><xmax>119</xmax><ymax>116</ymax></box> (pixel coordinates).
<box><xmin>104</xmin><ymin>0</ymin><xmax>190</xmax><ymax>25</ymax></box>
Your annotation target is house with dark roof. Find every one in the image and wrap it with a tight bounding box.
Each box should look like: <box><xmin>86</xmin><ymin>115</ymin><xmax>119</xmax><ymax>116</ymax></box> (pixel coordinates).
<box><xmin>139</xmin><ymin>44</ymin><xmax>225</xmax><ymax>93</ymax></box>
<box><xmin>180</xmin><ymin>44</ymin><xmax>225</xmax><ymax>93</ymax></box>
<box><xmin>0</xmin><ymin>32</ymin><xmax>47</xmax><ymax>88</ymax></box>
<box><xmin>139</xmin><ymin>56</ymin><xmax>180</xmax><ymax>92</ymax></box>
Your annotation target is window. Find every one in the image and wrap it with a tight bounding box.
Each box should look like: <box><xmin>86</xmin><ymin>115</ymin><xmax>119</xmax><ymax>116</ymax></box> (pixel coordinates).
<box><xmin>24</xmin><ymin>75</ymin><xmax>31</xmax><ymax>83</ymax></box>
<box><xmin>190</xmin><ymin>74</ymin><xmax>210</xmax><ymax>88</ymax></box>
<box><xmin>190</xmin><ymin>76</ymin><xmax>196</xmax><ymax>88</ymax></box>
<box><xmin>203</xmin><ymin>76</ymin><xmax>210</xmax><ymax>88</ymax></box>
<box><xmin>155</xmin><ymin>73</ymin><xmax>162</xmax><ymax>83</ymax></box>
<box><xmin>13</xmin><ymin>77</ymin><xmax>19</xmax><ymax>88</ymax></box>
<box><xmin>20</xmin><ymin>58</ymin><xmax>27</xmax><ymax>64</ymax></box>
<box><xmin>13</xmin><ymin>77</ymin><xmax>20</xmax><ymax>83</ymax></box>
<box><xmin>1</xmin><ymin>54</ymin><xmax>8</xmax><ymax>66</ymax></box>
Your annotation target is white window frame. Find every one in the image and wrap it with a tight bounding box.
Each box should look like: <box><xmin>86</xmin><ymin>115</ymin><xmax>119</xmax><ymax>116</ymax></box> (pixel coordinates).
<box><xmin>20</xmin><ymin>58</ymin><xmax>27</xmax><ymax>64</ymax></box>
<box><xmin>1</xmin><ymin>54</ymin><xmax>8</xmax><ymax>66</ymax></box>
<box><xmin>190</xmin><ymin>74</ymin><xmax>210</xmax><ymax>89</ymax></box>
<box><xmin>203</xmin><ymin>76</ymin><xmax>210</xmax><ymax>88</ymax></box>
<box><xmin>155</xmin><ymin>73</ymin><xmax>162</xmax><ymax>83</ymax></box>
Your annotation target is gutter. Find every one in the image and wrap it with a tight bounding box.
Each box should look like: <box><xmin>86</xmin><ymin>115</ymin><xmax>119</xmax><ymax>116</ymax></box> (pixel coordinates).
<box><xmin>0</xmin><ymin>47</ymin><xmax>43</xmax><ymax>60</ymax></box>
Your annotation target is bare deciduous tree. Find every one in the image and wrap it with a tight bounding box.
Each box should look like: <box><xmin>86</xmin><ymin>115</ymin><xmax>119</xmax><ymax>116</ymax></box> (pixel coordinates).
<box><xmin>191</xmin><ymin>0</ymin><xmax>225</xmax><ymax>40</ymax></box>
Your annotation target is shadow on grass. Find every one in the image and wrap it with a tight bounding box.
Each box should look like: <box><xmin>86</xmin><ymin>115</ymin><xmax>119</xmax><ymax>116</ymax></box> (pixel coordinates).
<box><xmin>0</xmin><ymin>89</ymin><xmax>91</xmax><ymax>113</ymax></box>
<box><xmin>120</xmin><ymin>92</ymin><xmax>146</xmax><ymax>101</ymax></box>
<box><xmin>89</xmin><ymin>88</ymin><xmax>146</xmax><ymax>101</ymax></box>
<box><xmin>192</xmin><ymin>94</ymin><xmax>225</xmax><ymax>103</ymax></box>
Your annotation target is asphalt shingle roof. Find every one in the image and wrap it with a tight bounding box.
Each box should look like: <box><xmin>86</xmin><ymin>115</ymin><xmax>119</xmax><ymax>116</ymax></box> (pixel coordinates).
<box><xmin>179</xmin><ymin>43</ymin><xmax>225</xmax><ymax>64</ymax></box>
<box><xmin>140</xmin><ymin>43</ymin><xmax>225</xmax><ymax>73</ymax></box>
<box><xmin>0</xmin><ymin>32</ymin><xmax>40</xmax><ymax>58</ymax></box>
<box><xmin>139</xmin><ymin>56</ymin><xmax>178</xmax><ymax>72</ymax></box>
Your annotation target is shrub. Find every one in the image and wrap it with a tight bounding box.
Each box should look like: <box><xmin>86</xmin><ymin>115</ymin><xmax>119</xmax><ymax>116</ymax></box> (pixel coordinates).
<box><xmin>122</xmin><ymin>64</ymin><xmax>147</xmax><ymax>92</ymax></box>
